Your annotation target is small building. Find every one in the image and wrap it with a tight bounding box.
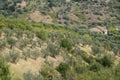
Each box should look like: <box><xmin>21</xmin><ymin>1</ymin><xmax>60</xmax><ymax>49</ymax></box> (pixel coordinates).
<box><xmin>90</xmin><ymin>26</ymin><xmax>108</xmax><ymax>34</ymax></box>
<box><xmin>115</xmin><ymin>26</ymin><xmax>120</xmax><ymax>31</ymax></box>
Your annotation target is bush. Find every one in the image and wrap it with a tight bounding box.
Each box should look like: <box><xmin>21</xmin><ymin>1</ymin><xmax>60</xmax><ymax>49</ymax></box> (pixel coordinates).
<box><xmin>0</xmin><ymin>39</ymin><xmax>6</xmax><ymax>50</ymax></box>
<box><xmin>30</xmin><ymin>50</ymin><xmax>40</xmax><ymax>60</ymax></box>
<box><xmin>36</xmin><ymin>30</ymin><xmax>48</xmax><ymax>40</ymax></box>
<box><xmin>22</xmin><ymin>48</ymin><xmax>31</xmax><ymax>60</ymax></box>
<box><xmin>60</xmin><ymin>38</ymin><xmax>72</xmax><ymax>50</ymax></box>
<box><xmin>73</xmin><ymin>47</ymin><xmax>85</xmax><ymax>56</ymax></box>
<box><xmin>7</xmin><ymin>37</ymin><xmax>16</xmax><ymax>49</ymax></box>
<box><xmin>23</xmin><ymin>71</ymin><xmax>44</xmax><ymax>80</ymax></box>
<box><xmin>24</xmin><ymin>71</ymin><xmax>34</xmax><ymax>80</ymax></box>
<box><xmin>0</xmin><ymin>57</ymin><xmax>11</xmax><ymax>80</ymax></box>
<box><xmin>112</xmin><ymin>47</ymin><xmax>120</xmax><ymax>55</ymax></box>
<box><xmin>75</xmin><ymin>65</ymin><xmax>87</xmax><ymax>74</ymax></box>
<box><xmin>47</xmin><ymin>43</ymin><xmax>60</xmax><ymax>57</ymax></box>
<box><xmin>91</xmin><ymin>45</ymin><xmax>104</xmax><ymax>55</ymax></box>
<box><xmin>56</xmin><ymin>62</ymin><xmax>70</xmax><ymax>79</ymax></box>
<box><xmin>89</xmin><ymin>62</ymin><xmax>102</xmax><ymax>72</ymax></box>
<box><xmin>114</xmin><ymin>63</ymin><xmax>120</xmax><ymax>80</ymax></box>
<box><xmin>24</xmin><ymin>30</ymin><xmax>34</xmax><ymax>38</ymax></box>
<box><xmin>41</xmin><ymin>66</ymin><xmax>59</xmax><ymax>80</ymax></box>
<box><xmin>97</xmin><ymin>55</ymin><xmax>113</xmax><ymax>67</ymax></box>
<box><xmin>5</xmin><ymin>49</ymin><xmax>20</xmax><ymax>63</ymax></box>
<box><xmin>82</xmin><ymin>34</ymin><xmax>92</xmax><ymax>44</ymax></box>
<box><xmin>3</xmin><ymin>29</ymin><xmax>13</xmax><ymax>37</ymax></box>
<box><xmin>15</xmin><ymin>29</ymin><xmax>23</xmax><ymax>38</ymax></box>
<box><xmin>18</xmin><ymin>39</ymin><xmax>29</xmax><ymax>49</ymax></box>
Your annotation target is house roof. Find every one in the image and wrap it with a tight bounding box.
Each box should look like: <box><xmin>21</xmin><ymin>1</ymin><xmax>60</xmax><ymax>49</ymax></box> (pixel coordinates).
<box><xmin>90</xmin><ymin>26</ymin><xmax>107</xmax><ymax>33</ymax></box>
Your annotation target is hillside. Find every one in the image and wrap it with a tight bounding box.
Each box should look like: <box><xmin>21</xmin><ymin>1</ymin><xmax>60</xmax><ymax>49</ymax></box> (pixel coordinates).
<box><xmin>0</xmin><ymin>14</ymin><xmax>119</xmax><ymax>80</ymax></box>
<box><xmin>0</xmin><ymin>0</ymin><xmax>120</xmax><ymax>29</ymax></box>
<box><xmin>0</xmin><ymin>0</ymin><xmax>120</xmax><ymax>80</ymax></box>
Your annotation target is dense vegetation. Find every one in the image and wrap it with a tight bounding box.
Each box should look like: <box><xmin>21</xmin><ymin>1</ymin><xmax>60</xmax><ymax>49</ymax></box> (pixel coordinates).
<box><xmin>0</xmin><ymin>0</ymin><xmax>120</xmax><ymax>28</ymax></box>
<box><xmin>0</xmin><ymin>14</ymin><xmax>119</xmax><ymax>80</ymax></box>
<box><xmin>0</xmin><ymin>0</ymin><xmax>120</xmax><ymax>80</ymax></box>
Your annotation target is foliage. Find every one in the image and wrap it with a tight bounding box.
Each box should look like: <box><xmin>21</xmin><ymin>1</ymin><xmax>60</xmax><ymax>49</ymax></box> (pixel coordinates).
<box><xmin>22</xmin><ymin>48</ymin><xmax>31</xmax><ymax>60</ymax></box>
<box><xmin>60</xmin><ymin>38</ymin><xmax>72</xmax><ymax>50</ymax></box>
<box><xmin>0</xmin><ymin>57</ymin><xmax>11</xmax><ymax>80</ymax></box>
<box><xmin>5</xmin><ymin>49</ymin><xmax>20</xmax><ymax>63</ymax></box>
<box><xmin>0</xmin><ymin>39</ymin><xmax>6</xmax><ymax>50</ymax></box>
<box><xmin>18</xmin><ymin>39</ymin><xmax>28</xmax><ymax>49</ymax></box>
<box><xmin>23</xmin><ymin>71</ymin><xmax>44</xmax><ymax>80</ymax></box>
<box><xmin>56</xmin><ymin>62</ymin><xmax>70</xmax><ymax>79</ymax></box>
<box><xmin>30</xmin><ymin>50</ymin><xmax>40</xmax><ymax>60</ymax></box>
<box><xmin>0</xmin><ymin>2</ymin><xmax>119</xmax><ymax>79</ymax></box>
<box><xmin>91</xmin><ymin>45</ymin><xmax>104</xmax><ymax>55</ymax></box>
<box><xmin>89</xmin><ymin>62</ymin><xmax>102</xmax><ymax>72</ymax></box>
<box><xmin>36</xmin><ymin>30</ymin><xmax>48</xmax><ymax>40</ymax></box>
<box><xmin>7</xmin><ymin>37</ymin><xmax>16</xmax><ymax>49</ymax></box>
<box><xmin>97</xmin><ymin>55</ymin><xmax>113</xmax><ymax>67</ymax></box>
<box><xmin>74</xmin><ymin>65</ymin><xmax>87</xmax><ymax>74</ymax></box>
<box><xmin>114</xmin><ymin>63</ymin><xmax>120</xmax><ymax>80</ymax></box>
<box><xmin>82</xmin><ymin>34</ymin><xmax>92</xmax><ymax>44</ymax></box>
<box><xmin>46</xmin><ymin>43</ymin><xmax>60</xmax><ymax>57</ymax></box>
<box><xmin>41</xmin><ymin>66</ymin><xmax>59</xmax><ymax>80</ymax></box>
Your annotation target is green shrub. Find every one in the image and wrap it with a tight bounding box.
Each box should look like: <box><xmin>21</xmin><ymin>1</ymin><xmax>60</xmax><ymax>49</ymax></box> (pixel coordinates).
<box><xmin>5</xmin><ymin>49</ymin><xmax>20</xmax><ymax>63</ymax></box>
<box><xmin>15</xmin><ymin>29</ymin><xmax>23</xmax><ymax>38</ymax></box>
<box><xmin>0</xmin><ymin>57</ymin><xmax>11</xmax><ymax>80</ymax></box>
<box><xmin>114</xmin><ymin>63</ymin><xmax>120</xmax><ymax>80</ymax></box>
<box><xmin>73</xmin><ymin>47</ymin><xmax>85</xmax><ymax>56</ymax></box>
<box><xmin>97</xmin><ymin>55</ymin><xmax>113</xmax><ymax>67</ymax></box>
<box><xmin>24</xmin><ymin>30</ymin><xmax>34</xmax><ymax>38</ymax></box>
<box><xmin>0</xmin><ymin>39</ymin><xmax>6</xmax><ymax>50</ymax></box>
<box><xmin>36</xmin><ymin>30</ymin><xmax>48</xmax><ymax>40</ymax></box>
<box><xmin>60</xmin><ymin>38</ymin><xmax>72</xmax><ymax>50</ymax></box>
<box><xmin>92</xmin><ymin>45</ymin><xmax>99</xmax><ymax>55</ymax></box>
<box><xmin>112</xmin><ymin>47</ymin><xmax>120</xmax><ymax>55</ymax></box>
<box><xmin>23</xmin><ymin>71</ymin><xmax>36</xmax><ymax>80</ymax></box>
<box><xmin>89</xmin><ymin>62</ymin><xmax>102</xmax><ymax>72</ymax></box>
<box><xmin>82</xmin><ymin>34</ymin><xmax>92</xmax><ymax>44</ymax></box>
<box><xmin>22</xmin><ymin>48</ymin><xmax>31</xmax><ymax>60</ymax></box>
<box><xmin>56</xmin><ymin>62</ymin><xmax>70</xmax><ymax>79</ymax></box>
<box><xmin>30</xmin><ymin>50</ymin><xmax>40</xmax><ymax>60</ymax></box>
<box><xmin>3</xmin><ymin>29</ymin><xmax>13</xmax><ymax>37</ymax></box>
<box><xmin>41</xmin><ymin>49</ymin><xmax>50</xmax><ymax>58</ymax></box>
<box><xmin>41</xmin><ymin>66</ymin><xmax>59</xmax><ymax>80</ymax></box>
<box><xmin>7</xmin><ymin>37</ymin><xmax>16</xmax><ymax>49</ymax></box>
<box><xmin>30</xmin><ymin>41</ymin><xmax>37</xmax><ymax>48</ymax></box>
<box><xmin>18</xmin><ymin>39</ymin><xmax>29</xmax><ymax>49</ymax></box>
<box><xmin>91</xmin><ymin>45</ymin><xmax>104</xmax><ymax>55</ymax></box>
<box><xmin>75</xmin><ymin>65</ymin><xmax>87</xmax><ymax>74</ymax></box>
<box><xmin>24</xmin><ymin>71</ymin><xmax>44</xmax><ymax>80</ymax></box>
<box><xmin>47</xmin><ymin>43</ymin><xmax>60</xmax><ymax>57</ymax></box>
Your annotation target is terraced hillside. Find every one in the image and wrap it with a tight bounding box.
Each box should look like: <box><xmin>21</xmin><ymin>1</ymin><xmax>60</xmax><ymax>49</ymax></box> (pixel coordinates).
<box><xmin>0</xmin><ymin>14</ymin><xmax>120</xmax><ymax>80</ymax></box>
<box><xmin>0</xmin><ymin>0</ymin><xmax>120</xmax><ymax>29</ymax></box>
<box><xmin>0</xmin><ymin>0</ymin><xmax>120</xmax><ymax>80</ymax></box>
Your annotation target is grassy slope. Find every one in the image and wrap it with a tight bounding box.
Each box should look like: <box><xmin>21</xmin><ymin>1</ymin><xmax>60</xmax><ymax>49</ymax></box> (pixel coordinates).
<box><xmin>0</xmin><ymin>14</ymin><xmax>120</xmax><ymax>79</ymax></box>
<box><xmin>0</xmin><ymin>0</ymin><xmax>120</xmax><ymax>28</ymax></box>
